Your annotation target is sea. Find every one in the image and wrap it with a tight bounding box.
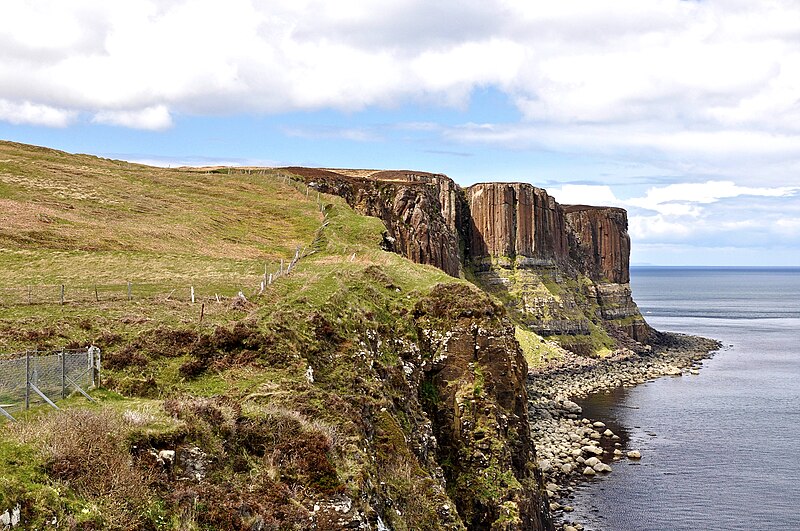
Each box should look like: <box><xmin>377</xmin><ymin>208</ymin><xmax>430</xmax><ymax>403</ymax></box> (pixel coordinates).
<box><xmin>566</xmin><ymin>267</ymin><xmax>800</xmax><ymax>531</ymax></box>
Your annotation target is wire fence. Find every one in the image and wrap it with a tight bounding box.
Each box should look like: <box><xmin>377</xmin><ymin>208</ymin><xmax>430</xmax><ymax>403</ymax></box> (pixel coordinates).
<box><xmin>0</xmin><ymin>174</ymin><xmax>331</xmax><ymax>308</ymax></box>
<box><xmin>0</xmin><ymin>277</ymin><xmax>279</xmax><ymax>306</ymax></box>
<box><xmin>0</xmin><ymin>347</ymin><xmax>101</xmax><ymax>421</ymax></box>
<box><xmin>0</xmin><ymin>255</ymin><xmax>319</xmax><ymax>307</ymax></box>
<box><xmin>0</xmin><ymin>283</ymin><xmax>234</xmax><ymax>306</ymax></box>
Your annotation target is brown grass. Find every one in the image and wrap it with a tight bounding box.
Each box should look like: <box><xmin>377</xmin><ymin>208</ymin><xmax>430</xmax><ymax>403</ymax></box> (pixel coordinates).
<box><xmin>0</xmin><ymin>140</ymin><xmax>322</xmax><ymax>287</ymax></box>
<box><xmin>11</xmin><ymin>408</ymin><xmax>156</xmax><ymax>530</ymax></box>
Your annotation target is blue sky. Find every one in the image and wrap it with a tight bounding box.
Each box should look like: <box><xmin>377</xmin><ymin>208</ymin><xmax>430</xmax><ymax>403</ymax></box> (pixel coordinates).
<box><xmin>1</xmin><ymin>1</ymin><xmax>799</xmax><ymax>266</ymax></box>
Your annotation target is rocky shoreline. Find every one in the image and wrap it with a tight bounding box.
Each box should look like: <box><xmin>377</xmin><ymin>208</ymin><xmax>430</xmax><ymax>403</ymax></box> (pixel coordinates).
<box><xmin>526</xmin><ymin>333</ymin><xmax>722</xmax><ymax>531</ymax></box>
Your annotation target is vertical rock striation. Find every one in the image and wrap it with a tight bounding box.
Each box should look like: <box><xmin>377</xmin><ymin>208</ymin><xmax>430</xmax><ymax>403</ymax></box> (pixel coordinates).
<box><xmin>564</xmin><ymin>206</ymin><xmax>653</xmax><ymax>343</ymax></box>
<box><xmin>286</xmin><ymin>168</ymin><xmax>462</xmax><ymax>276</ymax></box>
<box><xmin>563</xmin><ymin>206</ymin><xmax>630</xmax><ymax>284</ymax></box>
<box><xmin>465</xmin><ymin>183</ymin><xmax>568</xmax><ymax>268</ymax></box>
<box><xmin>285</xmin><ymin>166</ymin><xmax>654</xmax><ymax>347</ymax></box>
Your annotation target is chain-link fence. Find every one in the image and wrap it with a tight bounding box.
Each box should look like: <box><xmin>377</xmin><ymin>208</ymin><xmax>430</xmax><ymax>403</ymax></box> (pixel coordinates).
<box><xmin>0</xmin><ymin>347</ymin><xmax>100</xmax><ymax>421</ymax></box>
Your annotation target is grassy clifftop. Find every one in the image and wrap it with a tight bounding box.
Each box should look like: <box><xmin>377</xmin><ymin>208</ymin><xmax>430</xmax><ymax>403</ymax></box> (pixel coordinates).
<box><xmin>0</xmin><ymin>141</ymin><xmax>320</xmax><ymax>288</ymax></box>
<box><xmin>0</xmin><ymin>142</ymin><xmax>550</xmax><ymax>530</ymax></box>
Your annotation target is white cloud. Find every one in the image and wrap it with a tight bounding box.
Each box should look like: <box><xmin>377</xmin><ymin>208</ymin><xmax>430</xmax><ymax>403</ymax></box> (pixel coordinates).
<box><xmin>0</xmin><ymin>0</ymin><xmax>797</xmax><ymax>137</ymax></box>
<box><xmin>0</xmin><ymin>99</ymin><xmax>75</xmax><ymax>127</ymax></box>
<box><xmin>548</xmin><ymin>184</ymin><xmax>620</xmax><ymax>207</ymax></box>
<box><xmin>627</xmin><ymin>181</ymin><xmax>799</xmax><ymax>213</ymax></box>
<box><xmin>629</xmin><ymin>214</ymin><xmax>694</xmax><ymax>240</ymax></box>
<box><xmin>92</xmin><ymin>105</ymin><xmax>173</xmax><ymax>130</ymax></box>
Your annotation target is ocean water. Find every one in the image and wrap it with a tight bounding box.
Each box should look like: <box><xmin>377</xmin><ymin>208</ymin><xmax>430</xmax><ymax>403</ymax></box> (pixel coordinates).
<box><xmin>566</xmin><ymin>267</ymin><xmax>800</xmax><ymax>531</ymax></box>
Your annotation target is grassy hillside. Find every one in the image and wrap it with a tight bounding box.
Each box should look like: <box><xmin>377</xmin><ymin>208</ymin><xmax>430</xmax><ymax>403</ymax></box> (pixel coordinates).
<box><xmin>2</xmin><ymin>141</ymin><xmax>531</xmax><ymax>530</ymax></box>
<box><xmin>0</xmin><ymin>141</ymin><xmax>321</xmax><ymax>290</ymax></box>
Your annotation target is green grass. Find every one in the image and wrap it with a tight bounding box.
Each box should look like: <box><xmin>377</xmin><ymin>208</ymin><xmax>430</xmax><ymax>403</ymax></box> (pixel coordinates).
<box><xmin>0</xmin><ymin>141</ymin><xmax>546</xmax><ymax>529</ymax></box>
<box><xmin>0</xmin><ymin>141</ymin><xmax>322</xmax><ymax>296</ymax></box>
<box><xmin>515</xmin><ymin>325</ymin><xmax>566</xmax><ymax>368</ymax></box>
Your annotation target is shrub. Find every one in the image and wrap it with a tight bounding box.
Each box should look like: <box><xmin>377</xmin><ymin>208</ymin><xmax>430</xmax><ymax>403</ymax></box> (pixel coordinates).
<box><xmin>11</xmin><ymin>409</ymin><xmax>155</xmax><ymax>530</ymax></box>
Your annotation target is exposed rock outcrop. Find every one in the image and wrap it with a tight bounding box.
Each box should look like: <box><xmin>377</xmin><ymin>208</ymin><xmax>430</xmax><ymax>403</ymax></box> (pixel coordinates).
<box><xmin>466</xmin><ymin>183</ymin><xmax>569</xmax><ymax>269</ymax></box>
<box><xmin>564</xmin><ymin>205</ymin><xmax>629</xmax><ymax>284</ymax></box>
<box><xmin>415</xmin><ymin>284</ymin><xmax>552</xmax><ymax>531</ymax></box>
<box><xmin>286</xmin><ymin>167</ymin><xmax>462</xmax><ymax>276</ymax></box>
<box><xmin>285</xmin><ymin>167</ymin><xmax>655</xmax><ymax>349</ymax></box>
<box><xmin>565</xmin><ymin>206</ymin><xmax>653</xmax><ymax>343</ymax></box>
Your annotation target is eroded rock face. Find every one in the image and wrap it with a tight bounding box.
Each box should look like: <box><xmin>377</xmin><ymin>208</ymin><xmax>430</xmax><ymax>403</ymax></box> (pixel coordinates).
<box><xmin>414</xmin><ymin>284</ymin><xmax>552</xmax><ymax>531</ymax></box>
<box><xmin>466</xmin><ymin>183</ymin><xmax>568</xmax><ymax>268</ymax></box>
<box><xmin>286</xmin><ymin>168</ymin><xmax>462</xmax><ymax>277</ymax></box>
<box><xmin>565</xmin><ymin>206</ymin><xmax>653</xmax><ymax>343</ymax></box>
<box><xmin>288</xmin><ymin>167</ymin><xmax>653</xmax><ymax>347</ymax></box>
<box><xmin>592</xmin><ymin>283</ymin><xmax>653</xmax><ymax>343</ymax></box>
<box><xmin>564</xmin><ymin>206</ymin><xmax>630</xmax><ymax>284</ymax></box>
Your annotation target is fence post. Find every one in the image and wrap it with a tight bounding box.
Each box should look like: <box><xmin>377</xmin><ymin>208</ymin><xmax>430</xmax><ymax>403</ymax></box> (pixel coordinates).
<box><xmin>60</xmin><ymin>284</ymin><xmax>65</xmax><ymax>305</ymax></box>
<box><xmin>191</xmin><ymin>286</ymin><xmax>195</xmax><ymax>304</ymax></box>
<box><xmin>25</xmin><ymin>351</ymin><xmax>30</xmax><ymax>409</ymax></box>
<box><xmin>60</xmin><ymin>349</ymin><xmax>66</xmax><ymax>399</ymax></box>
<box><xmin>88</xmin><ymin>346</ymin><xmax>99</xmax><ymax>388</ymax></box>
<box><xmin>28</xmin><ymin>285</ymin><xmax>32</xmax><ymax>305</ymax></box>
<box><xmin>88</xmin><ymin>347</ymin><xmax>94</xmax><ymax>387</ymax></box>
<box><xmin>127</xmin><ymin>282</ymin><xmax>132</xmax><ymax>301</ymax></box>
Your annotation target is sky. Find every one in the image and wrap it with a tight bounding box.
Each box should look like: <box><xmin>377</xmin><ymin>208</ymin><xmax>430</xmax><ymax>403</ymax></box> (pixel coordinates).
<box><xmin>1</xmin><ymin>0</ymin><xmax>799</xmax><ymax>266</ymax></box>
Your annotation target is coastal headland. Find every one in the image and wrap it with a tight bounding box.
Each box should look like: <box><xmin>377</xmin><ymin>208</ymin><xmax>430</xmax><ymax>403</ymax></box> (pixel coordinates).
<box><xmin>0</xmin><ymin>141</ymin><xmax>716</xmax><ymax>530</ymax></box>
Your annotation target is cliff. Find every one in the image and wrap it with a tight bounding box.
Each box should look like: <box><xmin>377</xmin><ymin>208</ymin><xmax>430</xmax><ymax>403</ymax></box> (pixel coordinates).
<box><xmin>564</xmin><ymin>205</ymin><xmax>653</xmax><ymax>343</ymax></box>
<box><xmin>465</xmin><ymin>183</ymin><xmax>568</xmax><ymax>269</ymax></box>
<box><xmin>414</xmin><ymin>284</ymin><xmax>552</xmax><ymax>530</ymax></box>
<box><xmin>286</xmin><ymin>168</ymin><xmax>654</xmax><ymax>352</ymax></box>
<box><xmin>563</xmin><ymin>205</ymin><xmax>629</xmax><ymax>284</ymax></box>
<box><xmin>286</xmin><ymin>167</ymin><xmax>462</xmax><ymax>277</ymax></box>
<box><xmin>0</xmin><ymin>140</ymin><xmax>557</xmax><ymax>531</ymax></box>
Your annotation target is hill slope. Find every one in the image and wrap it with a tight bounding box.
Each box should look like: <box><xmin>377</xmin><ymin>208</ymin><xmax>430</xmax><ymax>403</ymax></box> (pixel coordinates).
<box><xmin>0</xmin><ymin>142</ymin><xmax>553</xmax><ymax>530</ymax></box>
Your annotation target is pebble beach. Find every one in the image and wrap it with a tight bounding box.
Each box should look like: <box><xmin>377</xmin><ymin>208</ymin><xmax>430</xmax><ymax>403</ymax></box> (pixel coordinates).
<box><xmin>527</xmin><ymin>333</ymin><xmax>721</xmax><ymax>530</ymax></box>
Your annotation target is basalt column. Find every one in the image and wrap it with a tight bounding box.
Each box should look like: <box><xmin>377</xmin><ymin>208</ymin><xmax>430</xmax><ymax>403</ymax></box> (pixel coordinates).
<box><xmin>465</xmin><ymin>183</ymin><xmax>589</xmax><ymax>337</ymax></box>
<box><xmin>465</xmin><ymin>183</ymin><xmax>569</xmax><ymax>268</ymax></box>
<box><xmin>565</xmin><ymin>205</ymin><xmax>653</xmax><ymax>343</ymax></box>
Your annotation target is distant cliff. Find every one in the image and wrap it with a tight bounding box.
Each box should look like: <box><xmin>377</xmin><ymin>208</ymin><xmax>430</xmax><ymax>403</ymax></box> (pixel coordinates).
<box><xmin>465</xmin><ymin>183</ymin><xmax>568</xmax><ymax>269</ymax></box>
<box><xmin>287</xmin><ymin>168</ymin><xmax>653</xmax><ymax>352</ymax></box>
<box><xmin>285</xmin><ymin>167</ymin><xmax>462</xmax><ymax>277</ymax></box>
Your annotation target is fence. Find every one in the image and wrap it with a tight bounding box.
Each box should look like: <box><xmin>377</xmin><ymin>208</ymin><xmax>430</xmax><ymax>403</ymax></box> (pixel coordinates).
<box><xmin>0</xmin><ymin>281</ymin><xmax>269</xmax><ymax>306</ymax></box>
<box><xmin>0</xmin><ymin>256</ymin><xmax>318</xmax><ymax>307</ymax></box>
<box><xmin>0</xmin><ymin>347</ymin><xmax>100</xmax><ymax>422</ymax></box>
<box><xmin>0</xmin><ymin>174</ymin><xmax>331</xmax><ymax>308</ymax></box>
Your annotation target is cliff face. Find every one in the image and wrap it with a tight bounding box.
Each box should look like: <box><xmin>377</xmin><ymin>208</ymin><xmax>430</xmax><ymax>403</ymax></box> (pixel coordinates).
<box><xmin>465</xmin><ymin>183</ymin><xmax>568</xmax><ymax>268</ymax></box>
<box><xmin>564</xmin><ymin>206</ymin><xmax>630</xmax><ymax>284</ymax></box>
<box><xmin>414</xmin><ymin>284</ymin><xmax>552</xmax><ymax>531</ymax></box>
<box><xmin>564</xmin><ymin>206</ymin><xmax>653</xmax><ymax>343</ymax></box>
<box><xmin>286</xmin><ymin>167</ymin><xmax>462</xmax><ymax>277</ymax></box>
<box><xmin>285</xmin><ymin>167</ymin><xmax>654</xmax><ymax>350</ymax></box>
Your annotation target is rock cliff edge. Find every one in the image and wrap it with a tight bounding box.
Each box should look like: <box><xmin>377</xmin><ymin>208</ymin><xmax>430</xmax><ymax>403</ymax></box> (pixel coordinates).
<box><xmin>289</xmin><ymin>168</ymin><xmax>653</xmax><ymax>353</ymax></box>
